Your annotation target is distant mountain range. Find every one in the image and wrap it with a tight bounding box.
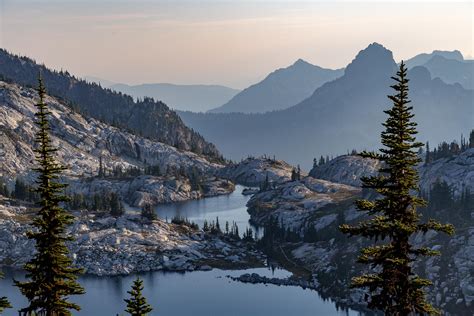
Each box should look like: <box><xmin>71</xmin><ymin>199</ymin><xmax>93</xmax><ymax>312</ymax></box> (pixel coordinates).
<box><xmin>404</xmin><ymin>50</ymin><xmax>465</xmax><ymax>68</ymax></box>
<box><xmin>405</xmin><ymin>50</ymin><xmax>473</xmax><ymax>90</ymax></box>
<box><xmin>179</xmin><ymin>43</ymin><xmax>473</xmax><ymax>168</ymax></box>
<box><xmin>0</xmin><ymin>49</ymin><xmax>222</xmax><ymax>160</ymax></box>
<box><xmin>108</xmin><ymin>83</ymin><xmax>239</xmax><ymax>112</ymax></box>
<box><xmin>208</xmin><ymin>59</ymin><xmax>343</xmax><ymax>114</ymax></box>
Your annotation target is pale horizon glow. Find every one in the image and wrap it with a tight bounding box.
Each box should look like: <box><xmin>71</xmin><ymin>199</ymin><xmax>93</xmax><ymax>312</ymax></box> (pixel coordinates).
<box><xmin>0</xmin><ymin>0</ymin><xmax>472</xmax><ymax>89</ymax></box>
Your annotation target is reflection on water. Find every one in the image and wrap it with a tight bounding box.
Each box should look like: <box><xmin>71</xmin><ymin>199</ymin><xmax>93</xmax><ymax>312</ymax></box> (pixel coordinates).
<box><xmin>157</xmin><ymin>185</ymin><xmax>263</xmax><ymax>237</ymax></box>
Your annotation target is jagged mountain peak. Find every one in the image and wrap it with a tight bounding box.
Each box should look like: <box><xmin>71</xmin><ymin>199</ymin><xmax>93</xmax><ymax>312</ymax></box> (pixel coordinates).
<box><xmin>292</xmin><ymin>58</ymin><xmax>313</xmax><ymax>67</ymax></box>
<box><xmin>344</xmin><ymin>42</ymin><xmax>397</xmax><ymax>78</ymax></box>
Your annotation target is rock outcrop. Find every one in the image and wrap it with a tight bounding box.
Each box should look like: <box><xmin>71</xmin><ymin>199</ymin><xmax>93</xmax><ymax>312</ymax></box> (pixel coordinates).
<box><xmin>418</xmin><ymin>149</ymin><xmax>474</xmax><ymax>198</ymax></box>
<box><xmin>218</xmin><ymin>157</ymin><xmax>297</xmax><ymax>187</ymax></box>
<box><xmin>68</xmin><ymin>176</ymin><xmax>234</xmax><ymax>207</ymax></box>
<box><xmin>247</xmin><ymin>177</ymin><xmax>359</xmax><ymax>231</ymax></box>
<box><xmin>309</xmin><ymin>155</ymin><xmax>380</xmax><ymax>186</ymax></box>
<box><xmin>0</xmin><ymin>202</ymin><xmax>264</xmax><ymax>276</ymax></box>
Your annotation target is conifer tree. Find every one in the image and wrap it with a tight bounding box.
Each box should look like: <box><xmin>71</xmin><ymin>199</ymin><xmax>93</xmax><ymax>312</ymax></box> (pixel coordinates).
<box><xmin>469</xmin><ymin>130</ymin><xmax>474</xmax><ymax>148</ymax></box>
<box><xmin>425</xmin><ymin>142</ymin><xmax>431</xmax><ymax>165</ymax></box>
<box><xmin>340</xmin><ymin>62</ymin><xmax>454</xmax><ymax>315</ymax></box>
<box><xmin>141</xmin><ymin>203</ymin><xmax>157</xmax><ymax>221</ymax></box>
<box><xmin>318</xmin><ymin>155</ymin><xmax>325</xmax><ymax>166</ymax></box>
<box><xmin>14</xmin><ymin>76</ymin><xmax>85</xmax><ymax>316</ymax></box>
<box><xmin>124</xmin><ymin>278</ymin><xmax>153</xmax><ymax>316</ymax></box>
<box><xmin>0</xmin><ymin>272</ymin><xmax>11</xmax><ymax>313</ymax></box>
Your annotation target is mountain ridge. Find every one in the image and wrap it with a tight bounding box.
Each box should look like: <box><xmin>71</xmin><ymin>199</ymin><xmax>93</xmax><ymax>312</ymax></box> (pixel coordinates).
<box><xmin>0</xmin><ymin>49</ymin><xmax>222</xmax><ymax>160</ymax></box>
<box><xmin>208</xmin><ymin>58</ymin><xmax>343</xmax><ymax>114</ymax></box>
<box><xmin>179</xmin><ymin>43</ymin><xmax>473</xmax><ymax>168</ymax></box>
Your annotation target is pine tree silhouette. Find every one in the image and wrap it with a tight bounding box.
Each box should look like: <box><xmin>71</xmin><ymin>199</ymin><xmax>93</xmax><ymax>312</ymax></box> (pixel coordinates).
<box><xmin>340</xmin><ymin>62</ymin><xmax>454</xmax><ymax>315</ymax></box>
<box><xmin>14</xmin><ymin>76</ymin><xmax>85</xmax><ymax>316</ymax></box>
<box><xmin>124</xmin><ymin>278</ymin><xmax>153</xmax><ymax>316</ymax></box>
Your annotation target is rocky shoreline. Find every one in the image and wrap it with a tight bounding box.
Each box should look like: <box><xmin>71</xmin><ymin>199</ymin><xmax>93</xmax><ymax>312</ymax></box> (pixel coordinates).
<box><xmin>68</xmin><ymin>176</ymin><xmax>235</xmax><ymax>207</ymax></box>
<box><xmin>0</xmin><ymin>202</ymin><xmax>265</xmax><ymax>276</ymax></box>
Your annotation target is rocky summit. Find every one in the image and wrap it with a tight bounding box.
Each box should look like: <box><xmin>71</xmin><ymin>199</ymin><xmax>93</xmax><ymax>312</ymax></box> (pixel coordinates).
<box><xmin>218</xmin><ymin>156</ymin><xmax>297</xmax><ymax>187</ymax></box>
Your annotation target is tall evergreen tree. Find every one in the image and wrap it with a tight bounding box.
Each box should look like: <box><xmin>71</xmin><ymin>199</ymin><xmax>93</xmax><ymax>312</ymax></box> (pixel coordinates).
<box><xmin>469</xmin><ymin>129</ymin><xmax>474</xmax><ymax>148</ymax></box>
<box><xmin>14</xmin><ymin>76</ymin><xmax>85</xmax><ymax>316</ymax></box>
<box><xmin>425</xmin><ymin>142</ymin><xmax>431</xmax><ymax>165</ymax></box>
<box><xmin>124</xmin><ymin>278</ymin><xmax>153</xmax><ymax>316</ymax></box>
<box><xmin>340</xmin><ymin>62</ymin><xmax>454</xmax><ymax>315</ymax></box>
<box><xmin>0</xmin><ymin>272</ymin><xmax>11</xmax><ymax>313</ymax></box>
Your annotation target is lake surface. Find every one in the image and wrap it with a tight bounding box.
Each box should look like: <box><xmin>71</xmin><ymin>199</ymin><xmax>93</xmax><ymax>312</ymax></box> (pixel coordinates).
<box><xmin>157</xmin><ymin>185</ymin><xmax>263</xmax><ymax>238</ymax></box>
<box><xmin>0</xmin><ymin>186</ymin><xmax>360</xmax><ymax>316</ymax></box>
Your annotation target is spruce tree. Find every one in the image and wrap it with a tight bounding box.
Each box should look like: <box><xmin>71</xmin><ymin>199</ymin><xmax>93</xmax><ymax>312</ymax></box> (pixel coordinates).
<box><xmin>340</xmin><ymin>62</ymin><xmax>454</xmax><ymax>315</ymax></box>
<box><xmin>469</xmin><ymin>129</ymin><xmax>474</xmax><ymax>148</ymax></box>
<box><xmin>425</xmin><ymin>142</ymin><xmax>431</xmax><ymax>165</ymax></box>
<box><xmin>14</xmin><ymin>76</ymin><xmax>85</xmax><ymax>315</ymax></box>
<box><xmin>0</xmin><ymin>272</ymin><xmax>11</xmax><ymax>313</ymax></box>
<box><xmin>124</xmin><ymin>278</ymin><xmax>153</xmax><ymax>316</ymax></box>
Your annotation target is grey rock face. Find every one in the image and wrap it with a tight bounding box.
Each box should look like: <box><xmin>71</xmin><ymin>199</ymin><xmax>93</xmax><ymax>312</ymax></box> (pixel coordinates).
<box><xmin>309</xmin><ymin>155</ymin><xmax>381</xmax><ymax>186</ymax></box>
<box><xmin>218</xmin><ymin>157</ymin><xmax>296</xmax><ymax>187</ymax></box>
<box><xmin>0</xmin><ymin>203</ymin><xmax>263</xmax><ymax>276</ymax></box>
<box><xmin>247</xmin><ymin>176</ymin><xmax>360</xmax><ymax>231</ymax></box>
<box><xmin>418</xmin><ymin>149</ymin><xmax>474</xmax><ymax>198</ymax></box>
<box><xmin>68</xmin><ymin>176</ymin><xmax>234</xmax><ymax>207</ymax></box>
<box><xmin>0</xmin><ymin>81</ymin><xmax>224</xmax><ymax>190</ymax></box>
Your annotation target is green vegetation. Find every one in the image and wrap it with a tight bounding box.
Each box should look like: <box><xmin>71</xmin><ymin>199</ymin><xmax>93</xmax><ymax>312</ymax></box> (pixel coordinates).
<box><xmin>340</xmin><ymin>62</ymin><xmax>454</xmax><ymax>315</ymax></box>
<box><xmin>67</xmin><ymin>191</ymin><xmax>124</xmax><ymax>217</ymax></box>
<box><xmin>14</xmin><ymin>76</ymin><xmax>85</xmax><ymax>315</ymax></box>
<box><xmin>124</xmin><ymin>278</ymin><xmax>153</xmax><ymax>316</ymax></box>
<box><xmin>0</xmin><ymin>272</ymin><xmax>11</xmax><ymax>313</ymax></box>
<box><xmin>141</xmin><ymin>204</ymin><xmax>157</xmax><ymax>221</ymax></box>
<box><xmin>170</xmin><ymin>216</ymin><xmax>198</xmax><ymax>229</ymax></box>
<box><xmin>424</xmin><ymin>129</ymin><xmax>474</xmax><ymax>163</ymax></box>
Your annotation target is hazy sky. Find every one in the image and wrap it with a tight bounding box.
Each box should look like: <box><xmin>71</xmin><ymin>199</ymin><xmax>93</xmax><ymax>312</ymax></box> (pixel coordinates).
<box><xmin>1</xmin><ymin>0</ymin><xmax>472</xmax><ymax>89</ymax></box>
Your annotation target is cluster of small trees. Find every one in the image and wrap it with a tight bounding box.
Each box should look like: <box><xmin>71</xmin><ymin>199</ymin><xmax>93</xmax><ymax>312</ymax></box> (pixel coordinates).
<box><xmin>202</xmin><ymin>217</ymin><xmax>249</xmax><ymax>240</ymax></box>
<box><xmin>424</xmin><ymin>130</ymin><xmax>474</xmax><ymax>164</ymax></box>
<box><xmin>259</xmin><ymin>217</ymin><xmax>300</xmax><ymax>249</ymax></box>
<box><xmin>290</xmin><ymin>165</ymin><xmax>302</xmax><ymax>181</ymax></box>
<box><xmin>259</xmin><ymin>174</ymin><xmax>273</xmax><ymax>191</ymax></box>
<box><xmin>67</xmin><ymin>191</ymin><xmax>124</xmax><ymax>217</ymax></box>
<box><xmin>419</xmin><ymin>179</ymin><xmax>472</xmax><ymax>223</ymax></box>
<box><xmin>312</xmin><ymin>155</ymin><xmax>333</xmax><ymax>169</ymax></box>
<box><xmin>0</xmin><ymin>178</ymin><xmax>39</xmax><ymax>202</ymax></box>
<box><xmin>141</xmin><ymin>204</ymin><xmax>157</xmax><ymax>221</ymax></box>
<box><xmin>171</xmin><ymin>215</ymin><xmax>198</xmax><ymax>229</ymax></box>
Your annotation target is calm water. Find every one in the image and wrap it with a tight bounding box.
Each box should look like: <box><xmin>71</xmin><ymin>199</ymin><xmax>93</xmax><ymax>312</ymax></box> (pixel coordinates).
<box><xmin>0</xmin><ymin>186</ymin><xmax>360</xmax><ymax>316</ymax></box>
<box><xmin>157</xmin><ymin>185</ymin><xmax>263</xmax><ymax>238</ymax></box>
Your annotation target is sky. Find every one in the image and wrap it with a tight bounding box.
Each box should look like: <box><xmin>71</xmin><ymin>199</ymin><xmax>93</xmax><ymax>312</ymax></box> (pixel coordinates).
<box><xmin>0</xmin><ymin>0</ymin><xmax>472</xmax><ymax>89</ymax></box>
